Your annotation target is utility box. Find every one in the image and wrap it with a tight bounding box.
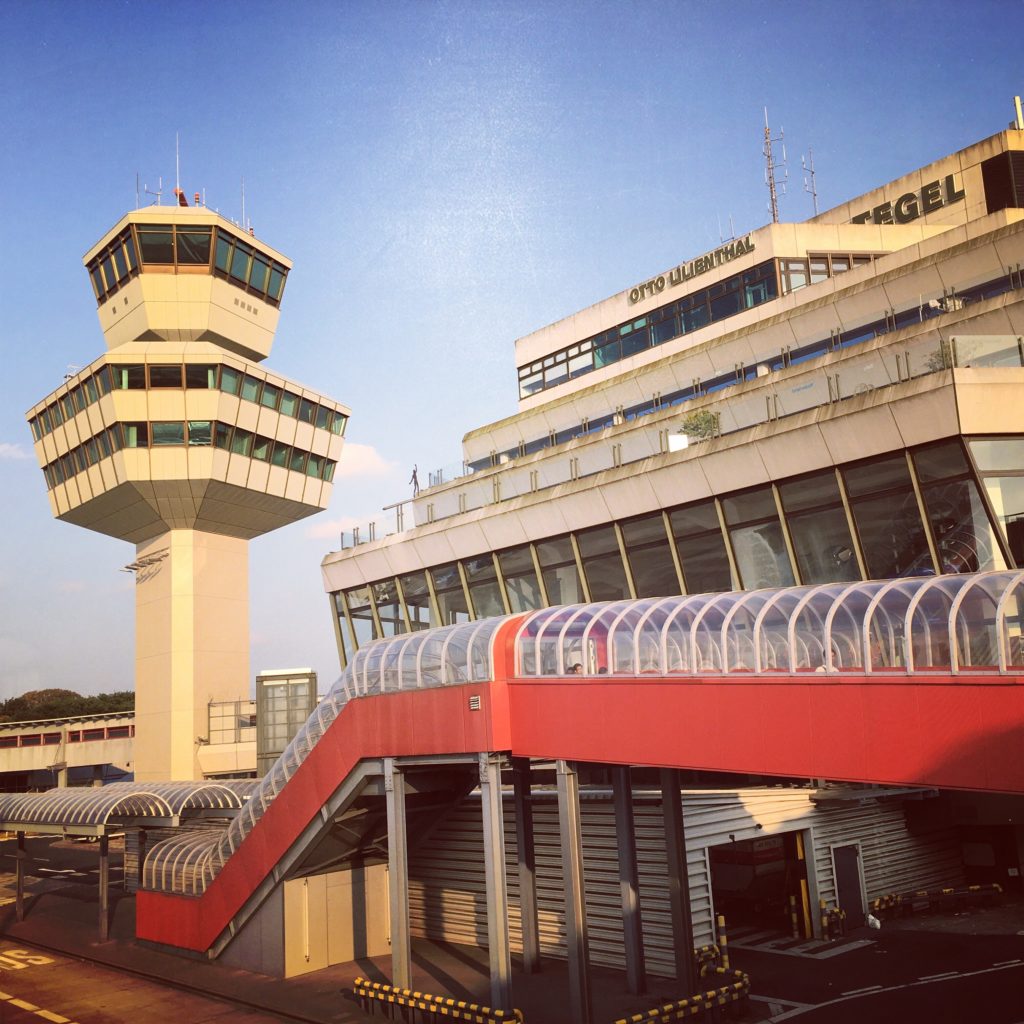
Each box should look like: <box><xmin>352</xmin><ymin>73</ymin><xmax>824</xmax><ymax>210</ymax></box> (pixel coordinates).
<box><xmin>256</xmin><ymin>669</ymin><xmax>317</xmax><ymax>777</ymax></box>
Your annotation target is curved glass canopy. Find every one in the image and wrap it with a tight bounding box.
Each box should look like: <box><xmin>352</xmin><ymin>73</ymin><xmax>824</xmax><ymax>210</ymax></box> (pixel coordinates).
<box><xmin>514</xmin><ymin>571</ymin><xmax>1024</xmax><ymax>677</ymax></box>
<box><xmin>0</xmin><ymin>781</ymin><xmax>250</xmax><ymax>833</ymax></box>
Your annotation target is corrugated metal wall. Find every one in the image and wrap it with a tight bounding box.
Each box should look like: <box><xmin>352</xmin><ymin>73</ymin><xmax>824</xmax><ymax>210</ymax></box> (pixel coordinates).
<box><xmin>408</xmin><ymin>786</ymin><xmax>963</xmax><ymax>978</ymax></box>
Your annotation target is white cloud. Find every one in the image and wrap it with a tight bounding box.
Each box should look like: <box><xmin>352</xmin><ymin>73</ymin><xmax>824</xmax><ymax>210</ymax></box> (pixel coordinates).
<box><xmin>0</xmin><ymin>443</ymin><xmax>31</xmax><ymax>461</ymax></box>
<box><xmin>333</xmin><ymin>442</ymin><xmax>396</xmax><ymax>480</ymax></box>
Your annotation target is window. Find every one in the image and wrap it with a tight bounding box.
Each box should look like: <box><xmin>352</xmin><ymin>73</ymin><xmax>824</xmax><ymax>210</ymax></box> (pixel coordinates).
<box><xmin>372</xmin><ymin>579</ymin><xmax>403</xmax><ymax>638</ymax></box>
<box><xmin>536</xmin><ymin>535</ymin><xmax>584</xmax><ymax>605</ymax></box>
<box><xmin>844</xmin><ymin>454</ymin><xmax>933</xmax><ymax>578</ymax></box>
<box><xmin>498</xmin><ymin>545</ymin><xmax>542</xmax><ymax>613</ymax></box>
<box><xmin>240</xmin><ymin>374</ymin><xmax>262</xmax><ymax>403</ymax></box>
<box><xmin>399</xmin><ymin>571</ymin><xmax>433</xmax><ymax>630</ymax></box>
<box><xmin>289</xmin><ymin>448</ymin><xmax>307</xmax><ymax>473</ymax></box>
<box><xmin>298</xmin><ymin>398</ymin><xmax>317</xmax><ymax>424</ymax></box>
<box><xmin>186</xmin><ymin>364</ymin><xmax>217</xmax><ymax>389</ymax></box>
<box><xmin>214</xmin><ymin>423</ymin><xmax>232</xmax><ymax>450</ymax></box>
<box><xmin>970</xmin><ymin>438</ymin><xmax>1024</xmax><ymax>566</ymax></box>
<box><xmin>621</xmin><ymin>514</ymin><xmax>679</xmax><ymax>598</ymax></box>
<box><xmin>280</xmin><ymin>391</ymin><xmax>300</xmax><ymax>417</ymax></box>
<box><xmin>148</xmin><ymin>364</ymin><xmax>183</xmax><ymax>388</ymax></box>
<box><xmin>251</xmin><ymin>434</ymin><xmax>272</xmax><ymax>461</ymax></box>
<box><xmin>176</xmin><ymin>229</ymin><xmax>212</xmax><ymax>265</ymax></box>
<box><xmin>577</xmin><ymin>525</ymin><xmax>629</xmax><ymax>601</ymax></box>
<box><xmin>111</xmin><ymin>365</ymin><xmax>146</xmax><ymax>389</ymax></box>
<box><xmin>220</xmin><ymin>366</ymin><xmax>241</xmax><ymax>395</ymax></box>
<box><xmin>465</xmin><ymin>555</ymin><xmax>505</xmax><ymax>618</ymax></box>
<box><xmin>188</xmin><ymin>421</ymin><xmax>212</xmax><ymax>446</ymax></box>
<box><xmin>431</xmin><ymin>564</ymin><xmax>471</xmax><ymax>625</ymax></box>
<box><xmin>722</xmin><ymin>486</ymin><xmax>795</xmax><ymax>589</ymax></box>
<box><xmin>271</xmin><ymin>442</ymin><xmax>290</xmax><ymax>467</ymax></box>
<box><xmin>231</xmin><ymin>428</ymin><xmax>253</xmax><ymax>457</ymax></box>
<box><xmin>260</xmin><ymin>383</ymin><xmax>281</xmax><ymax>410</ymax></box>
<box><xmin>778</xmin><ymin>471</ymin><xmax>859</xmax><ymax>584</ymax></box>
<box><xmin>151</xmin><ymin>421</ymin><xmax>185</xmax><ymax>446</ymax></box>
<box><xmin>669</xmin><ymin>500</ymin><xmax>732</xmax><ymax>594</ymax></box>
<box><xmin>122</xmin><ymin>422</ymin><xmax>148</xmax><ymax>447</ymax></box>
<box><xmin>136</xmin><ymin>225</ymin><xmax>175</xmax><ymax>264</ymax></box>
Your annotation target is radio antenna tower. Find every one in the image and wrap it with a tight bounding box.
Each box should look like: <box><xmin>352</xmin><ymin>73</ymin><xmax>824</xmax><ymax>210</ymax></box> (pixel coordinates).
<box><xmin>763</xmin><ymin>108</ymin><xmax>787</xmax><ymax>224</ymax></box>
<box><xmin>802</xmin><ymin>148</ymin><xmax>819</xmax><ymax>216</ymax></box>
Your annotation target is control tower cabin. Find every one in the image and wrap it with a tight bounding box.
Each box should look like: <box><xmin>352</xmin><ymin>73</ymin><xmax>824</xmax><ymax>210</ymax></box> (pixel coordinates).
<box><xmin>26</xmin><ymin>196</ymin><xmax>349</xmax><ymax>782</ymax></box>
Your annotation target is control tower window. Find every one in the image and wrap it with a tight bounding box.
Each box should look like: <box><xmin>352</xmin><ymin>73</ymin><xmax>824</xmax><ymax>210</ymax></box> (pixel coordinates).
<box><xmin>152</xmin><ymin>422</ymin><xmax>185</xmax><ymax>446</ymax></box>
<box><xmin>111</xmin><ymin>365</ymin><xmax>146</xmax><ymax>389</ymax></box>
<box><xmin>176</xmin><ymin>229</ymin><xmax>212</xmax><ymax>264</ymax></box>
<box><xmin>230</xmin><ymin>242</ymin><xmax>253</xmax><ymax>283</ymax></box>
<box><xmin>137</xmin><ymin>226</ymin><xmax>175</xmax><ymax>264</ymax></box>
<box><xmin>149</xmin><ymin>365</ymin><xmax>183</xmax><ymax>388</ymax></box>
<box><xmin>185</xmin><ymin>364</ymin><xmax>217</xmax><ymax>389</ymax></box>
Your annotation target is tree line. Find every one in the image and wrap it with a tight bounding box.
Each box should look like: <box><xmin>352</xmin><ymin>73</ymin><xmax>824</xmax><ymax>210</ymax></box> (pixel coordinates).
<box><xmin>0</xmin><ymin>689</ymin><xmax>134</xmax><ymax>723</ymax></box>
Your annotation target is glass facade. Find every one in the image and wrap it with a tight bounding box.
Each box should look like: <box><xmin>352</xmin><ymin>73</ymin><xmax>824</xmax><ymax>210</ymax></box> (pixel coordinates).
<box><xmin>86</xmin><ymin>222</ymin><xmax>289</xmax><ymax>309</ymax></box>
<box><xmin>30</xmin><ymin>362</ymin><xmax>347</xmax><ymax>444</ymax></box>
<box><xmin>331</xmin><ymin>438</ymin><xmax>1020</xmax><ymax>664</ymax></box>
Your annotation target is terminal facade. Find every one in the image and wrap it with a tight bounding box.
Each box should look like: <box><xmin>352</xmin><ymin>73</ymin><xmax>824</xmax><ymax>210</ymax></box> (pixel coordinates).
<box><xmin>322</xmin><ymin>117</ymin><xmax>1024</xmax><ymax>663</ymax></box>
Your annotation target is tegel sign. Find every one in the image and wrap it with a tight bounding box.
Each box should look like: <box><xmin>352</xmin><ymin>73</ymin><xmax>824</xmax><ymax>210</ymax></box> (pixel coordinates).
<box><xmin>850</xmin><ymin>174</ymin><xmax>965</xmax><ymax>225</ymax></box>
<box><xmin>628</xmin><ymin>236</ymin><xmax>755</xmax><ymax>305</ymax></box>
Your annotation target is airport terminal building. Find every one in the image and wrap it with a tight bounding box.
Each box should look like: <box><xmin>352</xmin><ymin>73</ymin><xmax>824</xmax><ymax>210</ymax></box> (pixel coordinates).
<box><xmin>322</xmin><ymin>119</ymin><xmax>1024</xmax><ymax>663</ymax></box>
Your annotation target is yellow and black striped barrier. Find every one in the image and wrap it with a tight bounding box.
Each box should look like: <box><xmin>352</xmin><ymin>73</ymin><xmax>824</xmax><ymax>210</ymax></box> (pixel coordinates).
<box><xmin>818</xmin><ymin>899</ymin><xmax>846</xmax><ymax>940</ymax></box>
<box><xmin>611</xmin><ymin>967</ymin><xmax>750</xmax><ymax>1024</ymax></box>
<box><xmin>350</xmin><ymin>978</ymin><xmax>524</xmax><ymax>1023</ymax></box>
<box><xmin>870</xmin><ymin>882</ymin><xmax>1003</xmax><ymax>919</ymax></box>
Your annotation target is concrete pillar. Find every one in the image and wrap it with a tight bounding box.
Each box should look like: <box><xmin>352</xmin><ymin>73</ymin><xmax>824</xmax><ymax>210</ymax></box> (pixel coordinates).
<box><xmin>479</xmin><ymin>754</ymin><xmax>512</xmax><ymax>1011</ymax></box>
<box><xmin>15</xmin><ymin>832</ymin><xmax>25</xmax><ymax>923</ymax></box>
<box><xmin>384</xmin><ymin>758</ymin><xmax>411</xmax><ymax>989</ymax></box>
<box><xmin>512</xmin><ymin>757</ymin><xmax>540</xmax><ymax>974</ymax></box>
<box><xmin>98</xmin><ymin>833</ymin><xmax>109</xmax><ymax>941</ymax></box>
<box><xmin>556</xmin><ymin>760</ymin><xmax>592</xmax><ymax>1024</ymax></box>
<box><xmin>612</xmin><ymin>765</ymin><xmax>646</xmax><ymax>995</ymax></box>
<box><xmin>661</xmin><ymin>768</ymin><xmax>696</xmax><ymax>995</ymax></box>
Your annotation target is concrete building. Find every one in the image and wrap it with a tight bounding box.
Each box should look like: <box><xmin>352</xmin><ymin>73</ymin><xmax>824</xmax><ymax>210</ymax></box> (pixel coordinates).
<box><xmin>26</xmin><ymin>200</ymin><xmax>349</xmax><ymax>782</ymax></box>
<box><xmin>322</xmin><ymin>106</ymin><xmax>1024</xmax><ymax>662</ymax></box>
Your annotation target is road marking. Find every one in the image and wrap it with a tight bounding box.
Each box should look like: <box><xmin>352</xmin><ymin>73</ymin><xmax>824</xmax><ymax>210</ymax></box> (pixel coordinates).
<box><xmin>0</xmin><ymin>983</ymin><xmax>79</xmax><ymax>1024</ymax></box>
<box><xmin>771</xmin><ymin>959</ymin><xmax>1024</xmax><ymax>1020</ymax></box>
<box><xmin>918</xmin><ymin>970</ymin><xmax>959</xmax><ymax>981</ymax></box>
<box><xmin>994</xmin><ymin>959</ymin><xmax>1021</xmax><ymax>967</ymax></box>
<box><xmin>841</xmin><ymin>984</ymin><xmax>882</xmax><ymax>995</ymax></box>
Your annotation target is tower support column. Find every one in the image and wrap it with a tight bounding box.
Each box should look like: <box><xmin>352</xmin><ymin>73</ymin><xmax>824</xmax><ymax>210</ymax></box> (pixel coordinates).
<box><xmin>134</xmin><ymin>530</ymin><xmax>250</xmax><ymax>781</ymax></box>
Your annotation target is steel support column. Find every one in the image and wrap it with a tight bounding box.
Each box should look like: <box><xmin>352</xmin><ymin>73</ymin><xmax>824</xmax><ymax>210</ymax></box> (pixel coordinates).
<box><xmin>385</xmin><ymin>758</ymin><xmax>411</xmax><ymax>989</ymax></box>
<box><xmin>556</xmin><ymin>759</ymin><xmax>592</xmax><ymax>1024</ymax></box>
<box><xmin>137</xmin><ymin>828</ymin><xmax>148</xmax><ymax>890</ymax></box>
<box><xmin>661</xmin><ymin>768</ymin><xmax>696</xmax><ymax>995</ymax></box>
<box><xmin>512</xmin><ymin>757</ymin><xmax>540</xmax><ymax>974</ymax></box>
<box><xmin>612</xmin><ymin>765</ymin><xmax>646</xmax><ymax>995</ymax></box>
<box><xmin>15</xmin><ymin>832</ymin><xmax>24</xmax><ymax>923</ymax></box>
<box><xmin>480</xmin><ymin>754</ymin><xmax>513</xmax><ymax>1011</ymax></box>
<box><xmin>98</xmin><ymin>833</ymin><xmax>110</xmax><ymax>941</ymax></box>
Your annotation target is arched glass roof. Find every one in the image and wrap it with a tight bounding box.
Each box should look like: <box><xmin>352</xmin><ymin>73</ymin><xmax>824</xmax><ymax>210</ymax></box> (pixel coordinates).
<box><xmin>514</xmin><ymin>570</ymin><xmax>1024</xmax><ymax>677</ymax></box>
<box><xmin>0</xmin><ymin>781</ymin><xmax>248</xmax><ymax>834</ymax></box>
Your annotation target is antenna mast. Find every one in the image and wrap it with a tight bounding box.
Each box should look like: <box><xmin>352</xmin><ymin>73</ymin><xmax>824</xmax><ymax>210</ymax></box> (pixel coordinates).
<box><xmin>763</xmin><ymin>108</ymin><xmax>787</xmax><ymax>224</ymax></box>
<box><xmin>802</xmin><ymin>148</ymin><xmax>819</xmax><ymax>216</ymax></box>
<box><xmin>175</xmin><ymin>131</ymin><xmax>180</xmax><ymax>193</ymax></box>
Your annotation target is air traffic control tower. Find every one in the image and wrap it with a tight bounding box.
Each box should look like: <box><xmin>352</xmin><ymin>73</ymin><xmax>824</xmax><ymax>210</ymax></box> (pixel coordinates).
<box><xmin>26</xmin><ymin>194</ymin><xmax>349</xmax><ymax>782</ymax></box>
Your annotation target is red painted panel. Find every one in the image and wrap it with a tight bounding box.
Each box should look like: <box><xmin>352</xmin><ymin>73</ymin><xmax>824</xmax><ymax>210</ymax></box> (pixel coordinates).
<box><xmin>506</xmin><ymin>675</ymin><xmax>1024</xmax><ymax>793</ymax></box>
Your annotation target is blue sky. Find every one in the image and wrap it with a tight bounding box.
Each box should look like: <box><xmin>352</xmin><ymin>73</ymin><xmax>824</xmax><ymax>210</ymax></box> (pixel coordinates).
<box><xmin>1</xmin><ymin>0</ymin><xmax>1021</xmax><ymax>698</ymax></box>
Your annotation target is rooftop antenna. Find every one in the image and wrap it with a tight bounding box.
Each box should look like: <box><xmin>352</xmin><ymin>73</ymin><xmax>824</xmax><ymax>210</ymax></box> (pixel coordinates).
<box><xmin>1014</xmin><ymin>95</ymin><xmax>1024</xmax><ymax>130</ymax></box>
<box><xmin>241</xmin><ymin>177</ymin><xmax>246</xmax><ymax>234</ymax></box>
<box><xmin>175</xmin><ymin>131</ymin><xmax>180</xmax><ymax>193</ymax></box>
<box><xmin>144</xmin><ymin>176</ymin><xmax>164</xmax><ymax>206</ymax></box>
<box><xmin>802</xmin><ymin>148</ymin><xmax>819</xmax><ymax>216</ymax></box>
<box><xmin>135</xmin><ymin>172</ymin><xmax>140</xmax><ymax>209</ymax></box>
<box><xmin>763</xmin><ymin>107</ymin><xmax>787</xmax><ymax>224</ymax></box>
<box><xmin>717</xmin><ymin>214</ymin><xmax>736</xmax><ymax>244</ymax></box>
